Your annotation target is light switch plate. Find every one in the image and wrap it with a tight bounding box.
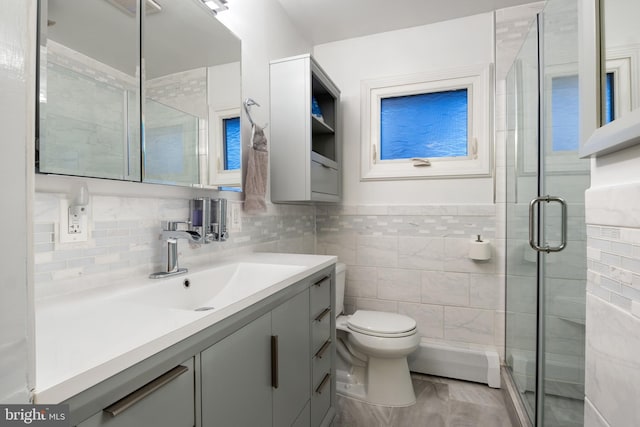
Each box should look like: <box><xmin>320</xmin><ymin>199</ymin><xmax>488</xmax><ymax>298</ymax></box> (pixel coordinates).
<box><xmin>229</xmin><ymin>201</ymin><xmax>242</xmax><ymax>232</ymax></box>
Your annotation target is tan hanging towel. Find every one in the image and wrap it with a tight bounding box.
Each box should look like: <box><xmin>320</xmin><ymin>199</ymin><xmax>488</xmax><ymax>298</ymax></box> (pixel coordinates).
<box><xmin>244</xmin><ymin>124</ymin><xmax>268</xmax><ymax>213</ymax></box>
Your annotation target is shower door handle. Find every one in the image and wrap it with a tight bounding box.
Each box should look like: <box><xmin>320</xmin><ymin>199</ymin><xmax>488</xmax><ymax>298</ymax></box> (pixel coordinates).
<box><xmin>529</xmin><ymin>195</ymin><xmax>567</xmax><ymax>253</ymax></box>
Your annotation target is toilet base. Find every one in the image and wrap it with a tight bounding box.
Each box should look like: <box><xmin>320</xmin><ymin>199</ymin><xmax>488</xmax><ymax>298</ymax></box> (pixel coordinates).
<box><xmin>367</xmin><ymin>356</ymin><xmax>416</xmax><ymax>407</ymax></box>
<box><xmin>335</xmin><ymin>357</ymin><xmax>416</xmax><ymax>408</ymax></box>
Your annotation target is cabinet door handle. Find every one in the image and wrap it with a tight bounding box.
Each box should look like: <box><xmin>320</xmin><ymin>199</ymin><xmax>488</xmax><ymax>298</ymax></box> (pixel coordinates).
<box><xmin>315</xmin><ymin>373</ymin><xmax>331</xmax><ymax>395</ymax></box>
<box><xmin>104</xmin><ymin>365</ymin><xmax>189</xmax><ymax>417</ymax></box>
<box><xmin>315</xmin><ymin>307</ymin><xmax>331</xmax><ymax>322</ymax></box>
<box><xmin>271</xmin><ymin>335</ymin><xmax>279</xmax><ymax>389</ymax></box>
<box><xmin>314</xmin><ymin>339</ymin><xmax>332</xmax><ymax>359</ymax></box>
<box><xmin>313</xmin><ymin>275</ymin><xmax>329</xmax><ymax>286</ymax></box>
<box><xmin>320</xmin><ymin>163</ymin><xmax>331</xmax><ymax>169</ymax></box>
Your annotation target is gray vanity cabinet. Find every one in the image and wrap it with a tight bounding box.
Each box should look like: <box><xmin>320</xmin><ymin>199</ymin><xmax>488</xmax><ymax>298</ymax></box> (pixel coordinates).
<box><xmin>272</xmin><ymin>289</ymin><xmax>312</xmax><ymax>426</ymax></box>
<box><xmin>77</xmin><ymin>358</ymin><xmax>195</xmax><ymax>427</ymax></box>
<box><xmin>201</xmin><ymin>312</ymin><xmax>273</xmax><ymax>427</ymax></box>
<box><xmin>270</xmin><ymin>54</ymin><xmax>341</xmax><ymax>203</ymax></box>
<box><xmin>309</xmin><ymin>274</ymin><xmax>334</xmax><ymax>427</ymax></box>
<box><xmin>65</xmin><ymin>265</ymin><xmax>335</xmax><ymax>427</ymax></box>
<box><xmin>201</xmin><ymin>288</ymin><xmax>311</xmax><ymax>427</ymax></box>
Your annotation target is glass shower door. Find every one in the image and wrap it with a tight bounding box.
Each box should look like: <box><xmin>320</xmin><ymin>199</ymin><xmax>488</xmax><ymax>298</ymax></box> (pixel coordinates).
<box><xmin>505</xmin><ymin>19</ymin><xmax>540</xmax><ymax>422</ymax></box>
<box><xmin>539</xmin><ymin>0</ymin><xmax>588</xmax><ymax>424</ymax></box>
<box><xmin>505</xmin><ymin>0</ymin><xmax>588</xmax><ymax>425</ymax></box>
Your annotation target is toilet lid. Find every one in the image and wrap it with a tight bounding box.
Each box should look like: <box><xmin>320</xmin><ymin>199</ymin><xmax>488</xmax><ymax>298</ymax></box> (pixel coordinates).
<box><xmin>347</xmin><ymin>310</ymin><xmax>417</xmax><ymax>337</ymax></box>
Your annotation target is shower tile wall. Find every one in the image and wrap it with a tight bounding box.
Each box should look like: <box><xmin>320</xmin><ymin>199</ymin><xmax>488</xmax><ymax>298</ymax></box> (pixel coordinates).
<box><xmin>584</xmin><ymin>183</ymin><xmax>640</xmax><ymax>426</ymax></box>
<box><xmin>33</xmin><ymin>192</ymin><xmax>314</xmax><ymax>300</ymax></box>
<box><xmin>315</xmin><ymin>204</ymin><xmax>504</xmax><ymax>357</ymax></box>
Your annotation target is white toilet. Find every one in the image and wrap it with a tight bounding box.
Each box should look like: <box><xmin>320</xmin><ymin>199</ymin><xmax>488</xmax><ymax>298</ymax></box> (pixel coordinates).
<box><xmin>334</xmin><ymin>263</ymin><xmax>420</xmax><ymax>407</ymax></box>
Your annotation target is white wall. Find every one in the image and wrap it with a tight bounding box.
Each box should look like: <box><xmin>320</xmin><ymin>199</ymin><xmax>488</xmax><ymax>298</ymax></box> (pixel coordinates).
<box><xmin>217</xmin><ymin>0</ymin><xmax>311</xmax><ymax>160</ymax></box>
<box><xmin>0</xmin><ymin>0</ymin><xmax>36</xmax><ymax>403</ymax></box>
<box><xmin>313</xmin><ymin>13</ymin><xmax>495</xmax><ymax>205</ymax></box>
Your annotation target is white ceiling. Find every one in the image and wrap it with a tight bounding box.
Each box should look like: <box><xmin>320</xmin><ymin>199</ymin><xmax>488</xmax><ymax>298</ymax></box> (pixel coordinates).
<box><xmin>275</xmin><ymin>0</ymin><xmax>537</xmax><ymax>45</ymax></box>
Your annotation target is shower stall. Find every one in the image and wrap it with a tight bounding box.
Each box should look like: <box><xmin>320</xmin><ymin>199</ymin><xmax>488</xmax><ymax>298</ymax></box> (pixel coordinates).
<box><xmin>504</xmin><ymin>0</ymin><xmax>589</xmax><ymax>425</ymax></box>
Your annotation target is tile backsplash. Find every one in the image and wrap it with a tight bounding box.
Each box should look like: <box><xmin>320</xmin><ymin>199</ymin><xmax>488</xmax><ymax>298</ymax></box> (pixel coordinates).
<box><xmin>587</xmin><ymin>224</ymin><xmax>640</xmax><ymax>317</ymax></box>
<box><xmin>315</xmin><ymin>204</ymin><xmax>504</xmax><ymax>357</ymax></box>
<box><xmin>34</xmin><ymin>193</ymin><xmax>505</xmax><ymax>357</ymax></box>
<box><xmin>34</xmin><ymin>191</ymin><xmax>315</xmax><ymax>300</ymax></box>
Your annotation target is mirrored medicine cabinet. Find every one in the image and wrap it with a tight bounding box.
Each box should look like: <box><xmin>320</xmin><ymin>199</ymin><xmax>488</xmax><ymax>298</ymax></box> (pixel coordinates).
<box><xmin>36</xmin><ymin>0</ymin><xmax>242</xmax><ymax>190</ymax></box>
<box><xmin>600</xmin><ymin>0</ymin><xmax>640</xmax><ymax>125</ymax></box>
<box><xmin>578</xmin><ymin>0</ymin><xmax>640</xmax><ymax>158</ymax></box>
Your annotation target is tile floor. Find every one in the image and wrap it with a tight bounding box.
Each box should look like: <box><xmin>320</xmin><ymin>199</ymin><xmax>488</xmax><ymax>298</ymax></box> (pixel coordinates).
<box><xmin>334</xmin><ymin>373</ymin><xmax>514</xmax><ymax>427</ymax></box>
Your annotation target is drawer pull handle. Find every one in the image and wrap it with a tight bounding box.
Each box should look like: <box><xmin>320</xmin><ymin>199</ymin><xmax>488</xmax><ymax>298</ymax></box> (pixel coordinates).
<box><xmin>315</xmin><ymin>339</ymin><xmax>332</xmax><ymax>359</ymax></box>
<box><xmin>271</xmin><ymin>335</ymin><xmax>279</xmax><ymax>389</ymax></box>
<box><xmin>320</xmin><ymin>163</ymin><xmax>331</xmax><ymax>169</ymax></box>
<box><xmin>315</xmin><ymin>373</ymin><xmax>331</xmax><ymax>395</ymax></box>
<box><xmin>104</xmin><ymin>365</ymin><xmax>189</xmax><ymax>417</ymax></box>
<box><xmin>315</xmin><ymin>307</ymin><xmax>331</xmax><ymax>322</ymax></box>
<box><xmin>313</xmin><ymin>276</ymin><xmax>330</xmax><ymax>286</ymax></box>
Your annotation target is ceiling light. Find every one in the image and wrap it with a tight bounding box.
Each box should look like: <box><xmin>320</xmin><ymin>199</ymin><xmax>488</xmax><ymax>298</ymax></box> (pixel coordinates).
<box><xmin>104</xmin><ymin>0</ymin><xmax>162</xmax><ymax>17</ymax></box>
<box><xmin>203</xmin><ymin>0</ymin><xmax>228</xmax><ymax>13</ymax></box>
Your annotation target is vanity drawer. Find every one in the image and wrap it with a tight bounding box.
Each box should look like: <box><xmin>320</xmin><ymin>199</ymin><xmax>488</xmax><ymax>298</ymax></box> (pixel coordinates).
<box><xmin>310</xmin><ymin>273</ymin><xmax>331</xmax><ymax>316</ymax></box>
<box><xmin>311</xmin><ymin>305</ymin><xmax>332</xmax><ymax>353</ymax></box>
<box><xmin>312</xmin><ymin>340</ymin><xmax>332</xmax><ymax>387</ymax></box>
<box><xmin>310</xmin><ymin>367</ymin><xmax>331</xmax><ymax>427</ymax></box>
<box><xmin>77</xmin><ymin>358</ymin><xmax>194</xmax><ymax>427</ymax></box>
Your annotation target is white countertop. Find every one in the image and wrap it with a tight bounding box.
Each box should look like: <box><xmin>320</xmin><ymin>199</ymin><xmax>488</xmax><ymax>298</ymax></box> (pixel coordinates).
<box><xmin>34</xmin><ymin>253</ymin><xmax>336</xmax><ymax>403</ymax></box>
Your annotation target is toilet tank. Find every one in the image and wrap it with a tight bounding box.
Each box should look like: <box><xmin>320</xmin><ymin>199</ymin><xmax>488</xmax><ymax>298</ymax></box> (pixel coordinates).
<box><xmin>335</xmin><ymin>262</ymin><xmax>346</xmax><ymax>316</ymax></box>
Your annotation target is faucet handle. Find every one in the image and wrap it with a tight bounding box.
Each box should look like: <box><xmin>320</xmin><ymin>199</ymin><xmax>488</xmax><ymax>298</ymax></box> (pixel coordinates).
<box><xmin>162</xmin><ymin>220</ymin><xmax>191</xmax><ymax>231</ymax></box>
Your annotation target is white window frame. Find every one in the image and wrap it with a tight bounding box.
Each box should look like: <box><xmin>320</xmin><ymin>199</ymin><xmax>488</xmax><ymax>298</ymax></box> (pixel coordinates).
<box><xmin>209</xmin><ymin>107</ymin><xmax>241</xmax><ymax>187</ymax></box>
<box><xmin>360</xmin><ymin>64</ymin><xmax>492</xmax><ymax>181</ymax></box>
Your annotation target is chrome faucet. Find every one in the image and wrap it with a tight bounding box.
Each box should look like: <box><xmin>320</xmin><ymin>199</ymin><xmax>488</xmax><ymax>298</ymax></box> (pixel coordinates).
<box><xmin>149</xmin><ymin>221</ymin><xmax>203</xmax><ymax>279</ymax></box>
<box><xmin>149</xmin><ymin>198</ymin><xmax>229</xmax><ymax>279</ymax></box>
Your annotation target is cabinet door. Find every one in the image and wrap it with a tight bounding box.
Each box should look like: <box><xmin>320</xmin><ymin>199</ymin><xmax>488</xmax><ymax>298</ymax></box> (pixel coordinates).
<box><xmin>78</xmin><ymin>358</ymin><xmax>195</xmax><ymax>427</ymax></box>
<box><xmin>272</xmin><ymin>289</ymin><xmax>311</xmax><ymax>427</ymax></box>
<box><xmin>201</xmin><ymin>313</ymin><xmax>272</xmax><ymax>427</ymax></box>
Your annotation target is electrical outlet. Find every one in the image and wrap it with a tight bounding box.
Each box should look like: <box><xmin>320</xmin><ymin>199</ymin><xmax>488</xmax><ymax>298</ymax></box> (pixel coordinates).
<box><xmin>59</xmin><ymin>199</ymin><xmax>88</xmax><ymax>243</ymax></box>
<box><xmin>229</xmin><ymin>202</ymin><xmax>242</xmax><ymax>232</ymax></box>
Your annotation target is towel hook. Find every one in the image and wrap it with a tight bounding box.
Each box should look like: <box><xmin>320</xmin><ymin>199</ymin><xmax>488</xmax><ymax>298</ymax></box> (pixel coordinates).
<box><xmin>243</xmin><ymin>98</ymin><xmax>260</xmax><ymax>127</ymax></box>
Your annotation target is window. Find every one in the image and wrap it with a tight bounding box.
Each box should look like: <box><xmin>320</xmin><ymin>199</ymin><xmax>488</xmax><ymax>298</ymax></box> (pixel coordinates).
<box><xmin>209</xmin><ymin>107</ymin><xmax>241</xmax><ymax>187</ymax></box>
<box><xmin>380</xmin><ymin>89</ymin><xmax>468</xmax><ymax>160</ymax></box>
<box><xmin>604</xmin><ymin>72</ymin><xmax>615</xmax><ymax>124</ymax></box>
<box><xmin>361</xmin><ymin>65</ymin><xmax>491</xmax><ymax>180</ymax></box>
<box><xmin>550</xmin><ymin>72</ymin><xmax>615</xmax><ymax>154</ymax></box>
<box><xmin>551</xmin><ymin>75</ymin><xmax>579</xmax><ymax>152</ymax></box>
<box><xmin>223</xmin><ymin>116</ymin><xmax>241</xmax><ymax>170</ymax></box>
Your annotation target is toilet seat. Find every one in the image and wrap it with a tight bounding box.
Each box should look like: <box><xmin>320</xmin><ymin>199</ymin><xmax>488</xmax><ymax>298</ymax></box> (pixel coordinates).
<box><xmin>347</xmin><ymin>310</ymin><xmax>417</xmax><ymax>338</ymax></box>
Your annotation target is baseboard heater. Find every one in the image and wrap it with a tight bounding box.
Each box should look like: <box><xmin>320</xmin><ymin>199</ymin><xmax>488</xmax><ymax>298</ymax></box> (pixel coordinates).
<box><xmin>408</xmin><ymin>341</ymin><xmax>501</xmax><ymax>388</ymax></box>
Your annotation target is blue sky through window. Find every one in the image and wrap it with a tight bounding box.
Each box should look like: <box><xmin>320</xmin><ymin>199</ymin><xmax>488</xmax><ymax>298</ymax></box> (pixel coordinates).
<box><xmin>551</xmin><ymin>74</ymin><xmax>614</xmax><ymax>151</ymax></box>
<box><xmin>605</xmin><ymin>72</ymin><xmax>615</xmax><ymax>124</ymax></box>
<box><xmin>379</xmin><ymin>89</ymin><xmax>468</xmax><ymax>160</ymax></box>
<box><xmin>551</xmin><ymin>75</ymin><xmax>579</xmax><ymax>151</ymax></box>
<box><xmin>223</xmin><ymin>117</ymin><xmax>240</xmax><ymax>170</ymax></box>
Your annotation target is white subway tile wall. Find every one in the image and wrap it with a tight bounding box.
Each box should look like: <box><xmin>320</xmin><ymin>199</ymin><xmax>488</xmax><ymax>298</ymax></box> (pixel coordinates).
<box><xmin>34</xmin><ymin>192</ymin><xmax>315</xmax><ymax>300</ymax></box>
<box><xmin>587</xmin><ymin>225</ymin><xmax>640</xmax><ymax>314</ymax></box>
<box><xmin>316</xmin><ymin>204</ymin><xmax>504</xmax><ymax>357</ymax></box>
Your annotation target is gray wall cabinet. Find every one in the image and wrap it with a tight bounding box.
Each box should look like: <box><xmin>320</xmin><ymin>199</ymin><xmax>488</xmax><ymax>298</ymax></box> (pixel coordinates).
<box><xmin>270</xmin><ymin>54</ymin><xmax>341</xmax><ymax>203</ymax></box>
<box><xmin>65</xmin><ymin>266</ymin><xmax>336</xmax><ymax>427</ymax></box>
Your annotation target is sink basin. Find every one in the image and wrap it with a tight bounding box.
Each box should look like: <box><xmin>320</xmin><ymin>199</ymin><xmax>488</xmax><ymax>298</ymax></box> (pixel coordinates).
<box><xmin>128</xmin><ymin>262</ymin><xmax>307</xmax><ymax>311</ymax></box>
